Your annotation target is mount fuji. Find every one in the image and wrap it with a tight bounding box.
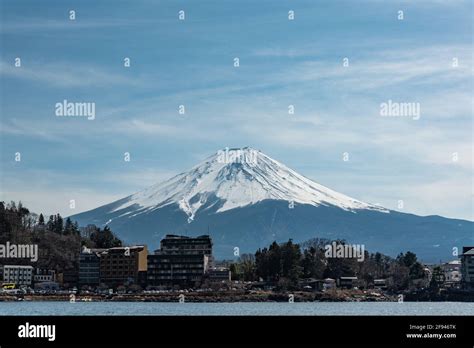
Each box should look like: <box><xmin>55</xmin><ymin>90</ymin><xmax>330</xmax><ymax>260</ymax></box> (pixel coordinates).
<box><xmin>70</xmin><ymin>147</ymin><xmax>473</xmax><ymax>262</ymax></box>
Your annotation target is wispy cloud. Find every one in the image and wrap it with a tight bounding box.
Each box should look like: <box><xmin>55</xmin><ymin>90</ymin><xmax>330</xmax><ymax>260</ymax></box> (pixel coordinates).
<box><xmin>0</xmin><ymin>18</ymin><xmax>158</xmax><ymax>33</ymax></box>
<box><xmin>0</xmin><ymin>167</ymin><xmax>177</xmax><ymax>215</ymax></box>
<box><xmin>261</xmin><ymin>45</ymin><xmax>471</xmax><ymax>91</ymax></box>
<box><xmin>0</xmin><ymin>61</ymin><xmax>142</xmax><ymax>88</ymax></box>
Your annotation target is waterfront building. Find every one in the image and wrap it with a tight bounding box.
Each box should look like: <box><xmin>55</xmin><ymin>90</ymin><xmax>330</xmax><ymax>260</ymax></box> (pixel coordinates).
<box><xmin>423</xmin><ymin>267</ymin><xmax>432</xmax><ymax>281</ymax></box>
<box><xmin>323</xmin><ymin>278</ymin><xmax>336</xmax><ymax>290</ymax></box>
<box><xmin>34</xmin><ymin>281</ymin><xmax>60</xmax><ymax>291</ymax></box>
<box><xmin>460</xmin><ymin>246</ymin><xmax>474</xmax><ymax>289</ymax></box>
<box><xmin>99</xmin><ymin>246</ymin><xmax>147</xmax><ymax>287</ymax></box>
<box><xmin>208</xmin><ymin>267</ymin><xmax>231</xmax><ymax>282</ymax></box>
<box><xmin>33</xmin><ymin>269</ymin><xmax>56</xmax><ymax>283</ymax></box>
<box><xmin>298</xmin><ymin>278</ymin><xmax>324</xmax><ymax>291</ymax></box>
<box><xmin>59</xmin><ymin>268</ymin><xmax>79</xmax><ymax>287</ymax></box>
<box><xmin>1</xmin><ymin>265</ymin><xmax>34</xmax><ymax>286</ymax></box>
<box><xmin>147</xmin><ymin>235</ymin><xmax>212</xmax><ymax>287</ymax></box>
<box><xmin>373</xmin><ymin>279</ymin><xmax>387</xmax><ymax>290</ymax></box>
<box><xmin>338</xmin><ymin>276</ymin><xmax>358</xmax><ymax>289</ymax></box>
<box><xmin>441</xmin><ymin>260</ymin><xmax>461</xmax><ymax>287</ymax></box>
<box><xmin>78</xmin><ymin>248</ymin><xmax>103</xmax><ymax>286</ymax></box>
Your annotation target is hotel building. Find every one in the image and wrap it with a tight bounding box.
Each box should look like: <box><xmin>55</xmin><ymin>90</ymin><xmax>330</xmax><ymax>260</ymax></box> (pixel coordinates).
<box><xmin>1</xmin><ymin>265</ymin><xmax>34</xmax><ymax>286</ymax></box>
<box><xmin>147</xmin><ymin>235</ymin><xmax>212</xmax><ymax>287</ymax></box>
<box><xmin>99</xmin><ymin>246</ymin><xmax>148</xmax><ymax>287</ymax></box>
<box><xmin>461</xmin><ymin>246</ymin><xmax>474</xmax><ymax>289</ymax></box>
<box><xmin>78</xmin><ymin>248</ymin><xmax>104</xmax><ymax>286</ymax></box>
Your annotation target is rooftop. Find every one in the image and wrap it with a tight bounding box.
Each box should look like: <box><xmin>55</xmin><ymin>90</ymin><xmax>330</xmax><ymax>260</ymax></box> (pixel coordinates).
<box><xmin>2</xmin><ymin>265</ymin><xmax>34</xmax><ymax>269</ymax></box>
<box><xmin>164</xmin><ymin>234</ymin><xmax>211</xmax><ymax>240</ymax></box>
<box><xmin>100</xmin><ymin>246</ymin><xmax>146</xmax><ymax>255</ymax></box>
<box><xmin>447</xmin><ymin>260</ymin><xmax>461</xmax><ymax>264</ymax></box>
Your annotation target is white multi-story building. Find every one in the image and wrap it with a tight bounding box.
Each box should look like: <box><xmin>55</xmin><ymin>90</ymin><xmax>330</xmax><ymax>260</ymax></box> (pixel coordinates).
<box><xmin>1</xmin><ymin>265</ymin><xmax>34</xmax><ymax>286</ymax></box>
<box><xmin>442</xmin><ymin>260</ymin><xmax>461</xmax><ymax>283</ymax></box>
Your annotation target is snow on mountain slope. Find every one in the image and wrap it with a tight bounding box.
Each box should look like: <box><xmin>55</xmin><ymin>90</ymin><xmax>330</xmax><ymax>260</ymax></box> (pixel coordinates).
<box><xmin>109</xmin><ymin>147</ymin><xmax>388</xmax><ymax>221</ymax></box>
<box><xmin>69</xmin><ymin>147</ymin><xmax>473</xmax><ymax>262</ymax></box>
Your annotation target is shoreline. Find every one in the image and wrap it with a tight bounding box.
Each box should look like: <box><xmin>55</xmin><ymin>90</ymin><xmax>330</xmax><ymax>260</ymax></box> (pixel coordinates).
<box><xmin>0</xmin><ymin>289</ymin><xmax>395</xmax><ymax>302</ymax></box>
<box><xmin>2</xmin><ymin>289</ymin><xmax>472</xmax><ymax>302</ymax></box>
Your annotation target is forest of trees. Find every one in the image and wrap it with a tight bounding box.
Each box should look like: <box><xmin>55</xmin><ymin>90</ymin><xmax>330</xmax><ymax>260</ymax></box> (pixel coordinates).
<box><xmin>0</xmin><ymin>201</ymin><xmax>122</xmax><ymax>273</ymax></box>
<box><xmin>230</xmin><ymin>238</ymin><xmax>430</xmax><ymax>291</ymax></box>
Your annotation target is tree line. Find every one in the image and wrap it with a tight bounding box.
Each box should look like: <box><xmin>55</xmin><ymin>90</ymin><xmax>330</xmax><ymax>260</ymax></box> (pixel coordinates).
<box><xmin>0</xmin><ymin>201</ymin><xmax>122</xmax><ymax>273</ymax></box>
<box><xmin>230</xmin><ymin>238</ymin><xmax>430</xmax><ymax>291</ymax></box>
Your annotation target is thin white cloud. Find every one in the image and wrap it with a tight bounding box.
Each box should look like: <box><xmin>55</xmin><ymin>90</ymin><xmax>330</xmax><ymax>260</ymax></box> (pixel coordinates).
<box><xmin>0</xmin><ymin>118</ymin><xmax>62</xmax><ymax>141</ymax></box>
<box><xmin>0</xmin><ymin>167</ymin><xmax>177</xmax><ymax>216</ymax></box>
<box><xmin>264</xmin><ymin>45</ymin><xmax>472</xmax><ymax>91</ymax></box>
<box><xmin>0</xmin><ymin>61</ymin><xmax>142</xmax><ymax>88</ymax></box>
<box><xmin>0</xmin><ymin>18</ymin><xmax>159</xmax><ymax>33</ymax></box>
<box><xmin>1</xmin><ymin>189</ymin><xmax>124</xmax><ymax>217</ymax></box>
<box><xmin>365</xmin><ymin>177</ymin><xmax>473</xmax><ymax>221</ymax></box>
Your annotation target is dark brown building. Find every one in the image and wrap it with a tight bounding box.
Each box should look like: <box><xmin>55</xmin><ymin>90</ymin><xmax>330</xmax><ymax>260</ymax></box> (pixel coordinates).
<box><xmin>99</xmin><ymin>246</ymin><xmax>147</xmax><ymax>287</ymax></box>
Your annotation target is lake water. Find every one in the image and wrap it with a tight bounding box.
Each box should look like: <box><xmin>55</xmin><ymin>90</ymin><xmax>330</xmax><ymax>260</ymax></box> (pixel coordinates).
<box><xmin>0</xmin><ymin>301</ymin><xmax>472</xmax><ymax>316</ymax></box>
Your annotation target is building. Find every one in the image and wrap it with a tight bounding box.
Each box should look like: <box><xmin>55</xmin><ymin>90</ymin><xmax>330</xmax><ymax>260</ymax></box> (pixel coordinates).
<box><xmin>298</xmin><ymin>278</ymin><xmax>324</xmax><ymax>292</ymax></box>
<box><xmin>323</xmin><ymin>278</ymin><xmax>336</xmax><ymax>290</ymax></box>
<box><xmin>147</xmin><ymin>235</ymin><xmax>212</xmax><ymax>287</ymax></box>
<box><xmin>442</xmin><ymin>260</ymin><xmax>461</xmax><ymax>286</ymax></box>
<box><xmin>208</xmin><ymin>267</ymin><xmax>231</xmax><ymax>282</ymax></box>
<box><xmin>34</xmin><ymin>282</ymin><xmax>60</xmax><ymax>291</ymax></box>
<box><xmin>338</xmin><ymin>276</ymin><xmax>358</xmax><ymax>289</ymax></box>
<box><xmin>78</xmin><ymin>248</ymin><xmax>103</xmax><ymax>286</ymax></box>
<box><xmin>99</xmin><ymin>246</ymin><xmax>147</xmax><ymax>287</ymax></box>
<box><xmin>423</xmin><ymin>267</ymin><xmax>432</xmax><ymax>282</ymax></box>
<box><xmin>460</xmin><ymin>246</ymin><xmax>474</xmax><ymax>289</ymax></box>
<box><xmin>61</xmin><ymin>268</ymin><xmax>79</xmax><ymax>287</ymax></box>
<box><xmin>1</xmin><ymin>265</ymin><xmax>34</xmax><ymax>286</ymax></box>
<box><xmin>373</xmin><ymin>279</ymin><xmax>387</xmax><ymax>290</ymax></box>
<box><xmin>33</xmin><ymin>269</ymin><xmax>56</xmax><ymax>283</ymax></box>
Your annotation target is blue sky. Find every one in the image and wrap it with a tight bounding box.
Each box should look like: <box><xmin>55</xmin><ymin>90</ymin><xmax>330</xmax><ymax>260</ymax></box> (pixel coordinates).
<box><xmin>0</xmin><ymin>0</ymin><xmax>472</xmax><ymax>220</ymax></box>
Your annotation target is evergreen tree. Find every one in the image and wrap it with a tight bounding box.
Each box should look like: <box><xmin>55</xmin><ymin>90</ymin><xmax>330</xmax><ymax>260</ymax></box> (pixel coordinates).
<box><xmin>280</xmin><ymin>239</ymin><xmax>302</xmax><ymax>284</ymax></box>
<box><xmin>73</xmin><ymin>221</ymin><xmax>80</xmax><ymax>236</ymax></box>
<box><xmin>64</xmin><ymin>217</ymin><xmax>73</xmax><ymax>235</ymax></box>
<box><xmin>397</xmin><ymin>251</ymin><xmax>425</xmax><ymax>280</ymax></box>
<box><xmin>255</xmin><ymin>239</ymin><xmax>302</xmax><ymax>284</ymax></box>
<box><xmin>90</xmin><ymin>225</ymin><xmax>123</xmax><ymax>248</ymax></box>
<box><xmin>0</xmin><ymin>201</ymin><xmax>12</xmax><ymax>242</ymax></box>
<box><xmin>302</xmin><ymin>246</ymin><xmax>325</xmax><ymax>279</ymax></box>
<box><xmin>38</xmin><ymin>213</ymin><xmax>45</xmax><ymax>225</ymax></box>
<box><xmin>267</xmin><ymin>241</ymin><xmax>281</xmax><ymax>281</ymax></box>
<box><xmin>398</xmin><ymin>251</ymin><xmax>418</xmax><ymax>268</ymax></box>
<box><xmin>54</xmin><ymin>214</ymin><xmax>64</xmax><ymax>234</ymax></box>
<box><xmin>46</xmin><ymin>215</ymin><xmax>55</xmax><ymax>231</ymax></box>
<box><xmin>255</xmin><ymin>248</ymin><xmax>269</xmax><ymax>281</ymax></box>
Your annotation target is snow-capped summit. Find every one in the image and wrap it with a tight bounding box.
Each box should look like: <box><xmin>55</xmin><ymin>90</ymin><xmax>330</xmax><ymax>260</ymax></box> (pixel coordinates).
<box><xmin>70</xmin><ymin>147</ymin><xmax>472</xmax><ymax>262</ymax></box>
<box><xmin>111</xmin><ymin>147</ymin><xmax>387</xmax><ymax>221</ymax></box>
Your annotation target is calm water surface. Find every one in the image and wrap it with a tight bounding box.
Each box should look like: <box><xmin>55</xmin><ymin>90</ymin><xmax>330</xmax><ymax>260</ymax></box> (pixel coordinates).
<box><xmin>0</xmin><ymin>301</ymin><xmax>472</xmax><ymax>316</ymax></box>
